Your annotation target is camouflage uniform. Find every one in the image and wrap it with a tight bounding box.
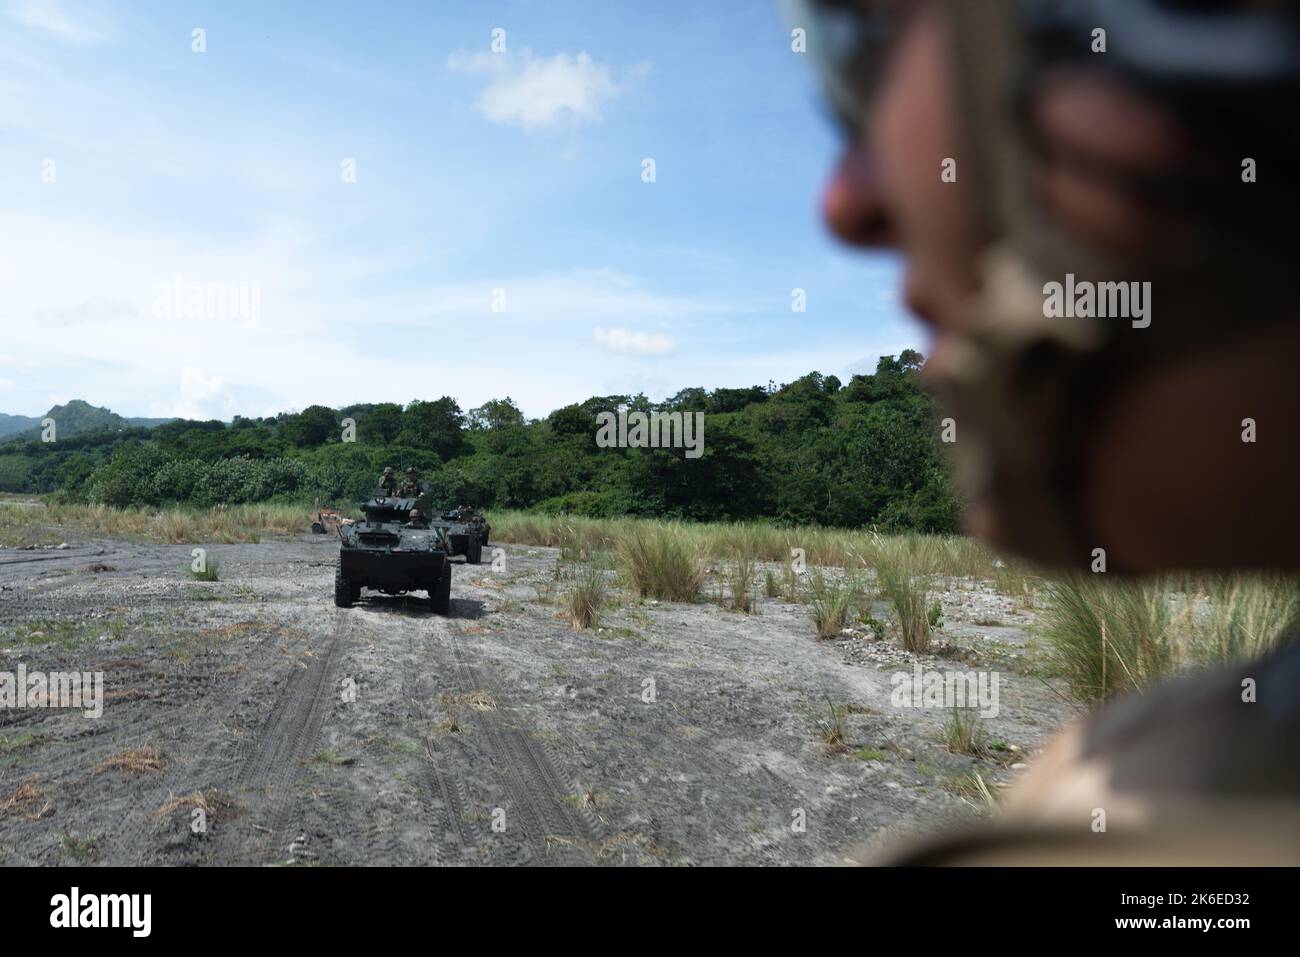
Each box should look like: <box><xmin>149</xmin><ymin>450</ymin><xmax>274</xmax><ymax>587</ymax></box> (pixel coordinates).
<box><xmin>784</xmin><ymin>0</ymin><xmax>1300</xmax><ymax>865</ymax></box>
<box><xmin>399</xmin><ymin>470</ymin><xmax>432</xmax><ymax>522</ymax></box>
<box><xmin>379</xmin><ymin>468</ymin><xmax>397</xmax><ymax>496</ymax></box>
<box><xmin>398</xmin><ymin>472</ymin><xmax>422</xmax><ymax>498</ymax></box>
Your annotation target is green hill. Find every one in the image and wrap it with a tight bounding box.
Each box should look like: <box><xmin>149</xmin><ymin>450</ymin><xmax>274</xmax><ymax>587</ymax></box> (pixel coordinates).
<box><xmin>0</xmin><ymin>355</ymin><xmax>960</xmax><ymax>532</ymax></box>
<box><xmin>0</xmin><ymin>400</ymin><xmax>173</xmax><ymax>440</ymax></box>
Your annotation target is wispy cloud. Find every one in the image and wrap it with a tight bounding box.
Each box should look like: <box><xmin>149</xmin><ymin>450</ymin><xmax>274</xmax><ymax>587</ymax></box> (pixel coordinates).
<box><xmin>593</xmin><ymin>326</ymin><xmax>675</xmax><ymax>356</ymax></box>
<box><xmin>34</xmin><ymin>296</ymin><xmax>137</xmax><ymax>326</ymax></box>
<box><xmin>5</xmin><ymin>0</ymin><xmax>115</xmax><ymax>45</ymax></box>
<box><xmin>447</xmin><ymin>49</ymin><xmax>645</xmax><ymax>131</ymax></box>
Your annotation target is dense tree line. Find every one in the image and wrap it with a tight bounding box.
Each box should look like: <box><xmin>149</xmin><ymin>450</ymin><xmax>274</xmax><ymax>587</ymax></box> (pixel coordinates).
<box><xmin>0</xmin><ymin>352</ymin><xmax>961</xmax><ymax>532</ymax></box>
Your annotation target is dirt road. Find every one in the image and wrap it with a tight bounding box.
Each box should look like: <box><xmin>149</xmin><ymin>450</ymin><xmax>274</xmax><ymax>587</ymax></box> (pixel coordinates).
<box><xmin>0</xmin><ymin>532</ymin><xmax>1073</xmax><ymax>865</ymax></box>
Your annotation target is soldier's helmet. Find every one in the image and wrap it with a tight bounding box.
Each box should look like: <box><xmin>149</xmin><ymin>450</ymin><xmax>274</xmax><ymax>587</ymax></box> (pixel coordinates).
<box><xmin>406</xmin><ymin>467</ymin><xmax>417</xmax><ymax>477</ymax></box>
<box><xmin>383</xmin><ymin>466</ymin><xmax>393</xmax><ymax>475</ymax></box>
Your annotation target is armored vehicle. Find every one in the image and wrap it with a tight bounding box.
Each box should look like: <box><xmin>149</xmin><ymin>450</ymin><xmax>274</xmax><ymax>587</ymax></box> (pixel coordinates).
<box><xmin>334</xmin><ymin>495</ymin><xmax>452</xmax><ymax>613</ymax></box>
<box><xmin>310</xmin><ymin>505</ymin><xmax>346</xmax><ymax>535</ymax></box>
<box><xmin>432</xmin><ymin>505</ymin><xmax>491</xmax><ymax>564</ymax></box>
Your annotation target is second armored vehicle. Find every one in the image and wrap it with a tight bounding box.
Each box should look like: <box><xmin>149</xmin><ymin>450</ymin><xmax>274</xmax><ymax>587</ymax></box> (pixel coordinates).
<box><xmin>335</xmin><ymin>494</ymin><xmax>452</xmax><ymax>613</ymax></box>
<box><xmin>432</xmin><ymin>505</ymin><xmax>491</xmax><ymax>564</ymax></box>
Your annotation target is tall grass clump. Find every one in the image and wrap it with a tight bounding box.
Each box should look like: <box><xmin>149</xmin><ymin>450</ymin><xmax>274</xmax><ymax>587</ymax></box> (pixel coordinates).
<box><xmin>875</xmin><ymin>549</ymin><xmax>936</xmax><ymax>653</ymax></box>
<box><xmin>616</xmin><ymin>525</ymin><xmax>704</xmax><ymax>602</ymax></box>
<box><xmin>808</xmin><ymin>570</ymin><xmax>859</xmax><ymax>640</ymax></box>
<box><xmin>942</xmin><ymin>706</ymin><xmax>988</xmax><ymax>756</ymax></box>
<box><xmin>1192</xmin><ymin>574</ymin><xmax>1300</xmax><ymax>666</ymax></box>
<box><xmin>782</xmin><ymin>558</ymin><xmax>802</xmax><ymax>602</ymax></box>
<box><xmin>720</xmin><ymin>552</ymin><xmax>759</xmax><ymax>613</ymax></box>
<box><xmin>992</xmin><ymin>559</ymin><xmax>1041</xmax><ymax>608</ymax></box>
<box><xmin>561</xmin><ymin>562</ymin><xmax>609</xmax><ymax>631</ymax></box>
<box><xmin>1040</xmin><ymin>575</ymin><xmax>1176</xmax><ymax>704</ymax></box>
<box><xmin>190</xmin><ymin>556</ymin><xmax>221</xmax><ymax>582</ymax></box>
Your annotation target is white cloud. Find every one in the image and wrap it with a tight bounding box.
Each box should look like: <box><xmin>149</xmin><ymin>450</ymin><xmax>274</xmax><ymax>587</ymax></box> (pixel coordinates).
<box><xmin>447</xmin><ymin>50</ymin><xmax>626</xmax><ymax>130</ymax></box>
<box><xmin>5</xmin><ymin>0</ymin><xmax>114</xmax><ymax>45</ymax></box>
<box><xmin>0</xmin><ymin>211</ymin><xmax>757</xmax><ymax>421</ymax></box>
<box><xmin>162</xmin><ymin>368</ymin><xmax>236</xmax><ymax>420</ymax></box>
<box><xmin>593</xmin><ymin>326</ymin><xmax>675</xmax><ymax>356</ymax></box>
<box><xmin>34</xmin><ymin>296</ymin><xmax>137</xmax><ymax>326</ymax></box>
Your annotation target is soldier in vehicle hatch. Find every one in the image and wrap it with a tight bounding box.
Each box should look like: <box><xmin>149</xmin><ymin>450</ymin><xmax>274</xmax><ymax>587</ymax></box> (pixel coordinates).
<box><xmin>399</xmin><ymin>467</ymin><xmax>432</xmax><ymax>523</ymax></box>
<box><xmin>379</xmin><ymin>466</ymin><xmax>397</xmax><ymax>496</ymax></box>
<box><xmin>398</xmin><ymin>466</ymin><xmax>423</xmax><ymax>498</ymax></box>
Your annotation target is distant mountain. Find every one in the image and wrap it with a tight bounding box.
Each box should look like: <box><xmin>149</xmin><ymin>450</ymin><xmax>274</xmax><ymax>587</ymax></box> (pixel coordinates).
<box><xmin>0</xmin><ymin>413</ymin><xmax>42</xmax><ymax>439</ymax></box>
<box><xmin>0</xmin><ymin>400</ymin><xmax>174</xmax><ymax>440</ymax></box>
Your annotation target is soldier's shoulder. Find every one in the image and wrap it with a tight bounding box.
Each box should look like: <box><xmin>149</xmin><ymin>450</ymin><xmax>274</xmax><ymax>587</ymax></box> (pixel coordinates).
<box><xmin>1079</xmin><ymin>638</ymin><xmax>1300</xmax><ymax>799</ymax></box>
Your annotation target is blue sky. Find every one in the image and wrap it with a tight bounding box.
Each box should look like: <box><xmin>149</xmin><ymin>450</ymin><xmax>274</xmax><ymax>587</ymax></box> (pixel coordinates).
<box><xmin>0</xmin><ymin>0</ymin><xmax>919</xmax><ymax>421</ymax></box>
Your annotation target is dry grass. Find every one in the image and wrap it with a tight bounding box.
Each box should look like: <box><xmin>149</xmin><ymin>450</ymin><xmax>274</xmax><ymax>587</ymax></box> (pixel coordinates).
<box><xmin>944</xmin><ymin>770</ymin><xmax>1000</xmax><ymax>812</ymax></box>
<box><xmin>942</xmin><ymin>706</ymin><xmax>988</xmax><ymax>757</ymax></box>
<box><xmin>94</xmin><ymin>746</ymin><xmax>166</xmax><ymax>776</ymax></box>
<box><xmin>808</xmin><ymin>570</ymin><xmax>859</xmax><ymax>640</ymax></box>
<box><xmin>817</xmin><ymin>698</ymin><xmax>849</xmax><ymax>755</ymax></box>
<box><xmin>0</xmin><ymin>500</ymin><xmax>313</xmax><ymax>544</ymax></box>
<box><xmin>560</xmin><ymin>562</ymin><xmax>609</xmax><ymax>630</ymax></box>
<box><xmin>436</xmin><ymin>712</ymin><xmax>462</xmax><ymax>735</ymax></box>
<box><xmin>875</xmin><ymin>547</ymin><xmax>935</xmax><ymax>653</ymax></box>
<box><xmin>720</xmin><ymin>552</ymin><xmax>759</xmax><ymax>613</ymax></box>
<box><xmin>152</xmin><ymin>788</ymin><xmax>231</xmax><ymax>819</ymax></box>
<box><xmin>616</xmin><ymin>525</ymin><xmax>704</xmax><ymax>602</ymax></box>
<box><xmin>1041</xmin><ymin>573</ymin><xmax>1300</xmax><ymax>705</ymax></box>
<box><xmin>0</xmin><ymin>775</ymin><xmax>52</xmax><ymax>821</ymax></box>
<box><xmin>435</xmin><ymin>691</ymin><xmax>497</xmax><ymax>712</ymax></box>
<box><xmin>491</xmin><ymin>512</ymin><xmax>1012</xmax><ymax>574</ymax></box>
<box><xmin>191</xmin><ymin>555</ymin><xmax>221</xmax><ymax>581</ymax></box>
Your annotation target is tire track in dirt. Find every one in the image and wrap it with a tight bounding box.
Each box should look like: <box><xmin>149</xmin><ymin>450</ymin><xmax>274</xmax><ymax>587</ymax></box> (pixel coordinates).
<box><xmin>440</xmin><ymin>618</ymin><xmax>603</xmax><ymax>865</ymax></box>
<box><xmin>74</xmin><ymin>630</ymin><xmax>336</xmax><ymax>863</ymax></box>
<box><xmin>395</xmin><ymin>626</ymin><xmax>480</xmax><ymax>865</ymax></box>
<box><xmin>211</xmin><ymin>611</ymin><xmax>350</xmax><ymax>861</ymax></box>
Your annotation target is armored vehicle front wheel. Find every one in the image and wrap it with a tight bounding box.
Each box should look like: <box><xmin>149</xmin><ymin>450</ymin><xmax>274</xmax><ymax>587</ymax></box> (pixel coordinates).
<box><xmin>334</xmin><ymin>561</ymin><xmax>354</xmax><ymax>608</ymax></box>
<box><xmin>430</xmin><ymin>563</ymin><xmax>451</xmax><ymax>615</ymax></box>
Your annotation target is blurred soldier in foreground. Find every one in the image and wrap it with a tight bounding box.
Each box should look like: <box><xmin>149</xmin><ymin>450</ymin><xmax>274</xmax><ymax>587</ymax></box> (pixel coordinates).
<box><xmin>379</xmin><ymin>466</ymin><xmax>397</xmax><ymax>496</ymax></box>
<box><xmin>785</xmin><ymin>0</ymin><xmax>1300</xmax><ymax>862</ymax></box>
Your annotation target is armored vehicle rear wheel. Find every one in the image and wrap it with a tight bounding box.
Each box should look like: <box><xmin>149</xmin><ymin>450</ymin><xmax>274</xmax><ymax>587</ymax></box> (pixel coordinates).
<box><xmin>334</xmin><ymin>560</ymin><xmax>354</xmax><ymax>608</ymax></box>
<box><xmin>467</xmin><ymin>537</ymin><xmax>482</xmax><ymax>565</ymax></box>
<box><xmin>430</xmin><ymin>563</ymin><xmax>451</xmax><ymax>615</ymax></box>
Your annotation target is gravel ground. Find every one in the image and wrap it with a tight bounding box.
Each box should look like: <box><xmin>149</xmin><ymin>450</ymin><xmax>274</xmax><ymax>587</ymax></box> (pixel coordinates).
<box><xmin>0</xmin><ymin>530</ymin><xmax>1077</xmax><ymax>866</ymax></box>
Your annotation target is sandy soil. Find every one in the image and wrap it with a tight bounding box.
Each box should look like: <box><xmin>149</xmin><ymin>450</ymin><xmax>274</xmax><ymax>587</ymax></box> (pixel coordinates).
<box><xmin>0</xmin><ymin>530</ymin><xmax>1076</xmax><ymax>866</ymax></box>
